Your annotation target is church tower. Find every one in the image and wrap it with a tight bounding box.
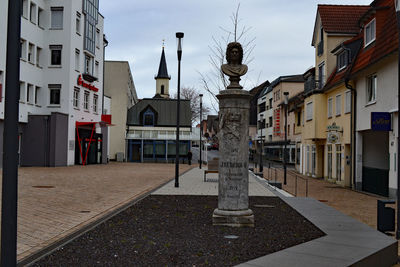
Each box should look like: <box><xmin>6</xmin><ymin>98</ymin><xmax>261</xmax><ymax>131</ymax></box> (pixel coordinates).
<box><xmin>154</xmin><ymin>46</ymin><xmax>171</xmax><ymax>98</ymax></box>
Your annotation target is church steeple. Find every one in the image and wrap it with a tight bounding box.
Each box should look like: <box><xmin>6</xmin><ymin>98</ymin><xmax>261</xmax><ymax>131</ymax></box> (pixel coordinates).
<box><xmin>155</xmin><ymin>46</ymin><xmax>171</xmax><ymax>99</ymax></box>
<box><xmin>155</xmin><ymin>47</ymin><xmax>170</xmax><ymax>80</ymax></box>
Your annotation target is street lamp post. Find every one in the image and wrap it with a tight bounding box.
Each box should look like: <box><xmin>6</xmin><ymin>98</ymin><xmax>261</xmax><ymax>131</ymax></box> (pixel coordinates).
<box><xmin>283</xmin><ymin>92</ymin><xmax>289</xmax><ymax>185</ymax></box>
<box><xmin>175</xmin><ymin>32</ymin><xmax>184</xmax><ymax>188</ymax></box>
<box><xmin>1</xmin><ymin>1</ymin><xmax>22</xmax><ymax>265</ymax></box>
<box><xmin>199</xmin><ymin>94</ymin><xmax>203</xmax><ymax>169</ymax></box>
<box><xmin>395</xmin><ymin>0</ymin><xmax>400</xmax><ymax>239</ymax></box>
<box><xmin>259</xmin><ymin>114</ymin><xmax>264</xmax><ymax>173</ymax></box>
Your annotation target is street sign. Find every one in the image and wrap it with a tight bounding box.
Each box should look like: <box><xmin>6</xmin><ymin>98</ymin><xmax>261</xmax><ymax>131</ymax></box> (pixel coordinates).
<box><xmin>371</xmin><ymin>112</ymin><xmax>391</xmax><ymax>131</ymax></box>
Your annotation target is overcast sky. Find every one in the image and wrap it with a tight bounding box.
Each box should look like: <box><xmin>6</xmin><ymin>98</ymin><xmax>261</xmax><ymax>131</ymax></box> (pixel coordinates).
<box><xmin>100</xmin><ymin>0</ymin><xmax>371</xmax><ymax>113</ymax></box>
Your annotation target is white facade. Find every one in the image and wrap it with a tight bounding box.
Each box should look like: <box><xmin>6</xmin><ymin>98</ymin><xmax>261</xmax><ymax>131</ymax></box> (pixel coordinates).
<box><xmin>354</xmin><ymin>54</ymin><xmax>398</xmax><ymax>197</ymax></box>
<box><xmin>0</xmin><ymin>0</ymin><xmax>106</xmax><ymax>166</ymax></box>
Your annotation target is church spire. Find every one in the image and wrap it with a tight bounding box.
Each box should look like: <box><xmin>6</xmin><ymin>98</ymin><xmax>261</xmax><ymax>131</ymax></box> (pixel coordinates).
<box><xmin>154</xmin><ymin>45</ymin><xmax>170</xmax><ymax>98</ymax></box>
<box><xmin>155</xmin><ymin>47</ymin><xmax>170</xmax><ymax>80</ymax></box>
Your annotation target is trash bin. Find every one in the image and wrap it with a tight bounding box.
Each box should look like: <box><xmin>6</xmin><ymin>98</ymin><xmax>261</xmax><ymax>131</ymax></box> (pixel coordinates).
<box><xmin>377</xmin><ymin>199</ymin><xmax>395</xmax><ymax>233</ymax></box>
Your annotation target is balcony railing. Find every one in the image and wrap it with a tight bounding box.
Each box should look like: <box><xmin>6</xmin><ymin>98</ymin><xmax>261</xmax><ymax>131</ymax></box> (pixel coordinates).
<box><xmin>304</xmin><ymin>75</ymin><xmax>325</xmax><ymax>93</ymax></box>
<box><xmin>317</xmin><ymin>40</ymin><xmax>324</xmax><ymax>56</ymax></box>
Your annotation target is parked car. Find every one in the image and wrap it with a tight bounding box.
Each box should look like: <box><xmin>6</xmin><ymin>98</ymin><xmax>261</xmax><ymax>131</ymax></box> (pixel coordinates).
<box><xmin>205</xmin><ymin>143</ymin><xmax>212</xmax><ymax>150</ymax></box>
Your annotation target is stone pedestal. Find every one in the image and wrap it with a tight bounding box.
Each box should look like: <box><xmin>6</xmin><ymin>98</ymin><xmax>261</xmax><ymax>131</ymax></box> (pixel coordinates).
<box><xmin>212</xmin><ymin>89</ymin><xmax>254</xmax><ymax>227</ymax></box>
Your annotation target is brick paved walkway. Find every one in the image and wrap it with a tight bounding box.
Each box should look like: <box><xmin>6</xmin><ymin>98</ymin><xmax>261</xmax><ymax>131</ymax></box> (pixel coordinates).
<box><xmin>0</xmin><ymin>162</ymin><xmax>194</xmax><ymax>262</ymax></box>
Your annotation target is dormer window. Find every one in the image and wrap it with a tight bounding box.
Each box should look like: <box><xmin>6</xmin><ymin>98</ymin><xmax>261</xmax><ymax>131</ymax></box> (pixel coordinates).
<box><xmin>364</xmin><ymin>19</ymin><xmax>376</xmax><ymax>47</ymax></box>
<box><xmin>143</xmin><ymin>109</ymin><xmax>155</xmax><ymax>126</ymax></box>
<box><xmin>337</xmin><ymin>50</ymin><xmax>349</xmax><ymax>71</ymax></box>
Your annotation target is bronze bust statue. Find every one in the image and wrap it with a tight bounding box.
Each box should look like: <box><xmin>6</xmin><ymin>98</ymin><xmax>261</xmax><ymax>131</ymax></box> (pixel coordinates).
<box><xmin>221</xmin><ymin>42</ymin><xmax>248</xmax><ymax>89</ymax></box>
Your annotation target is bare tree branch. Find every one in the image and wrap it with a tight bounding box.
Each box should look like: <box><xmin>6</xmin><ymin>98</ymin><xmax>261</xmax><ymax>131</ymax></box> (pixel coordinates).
<box><xmin>198</xmin><ymin>2</ymin><xmax>256</xmax><ymax>112</ymax></box>
<box><xmin>173</xmin><ymin>86</ymin><xmax>210</xmax><ymax>125</ymax></box>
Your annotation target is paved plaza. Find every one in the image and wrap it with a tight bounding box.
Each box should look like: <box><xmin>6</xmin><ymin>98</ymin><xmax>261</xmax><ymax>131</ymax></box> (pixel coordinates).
<box><xmin>5</xmin><ymin>162</ymin><xmax>194</xmax><ymax>262</ymax></box>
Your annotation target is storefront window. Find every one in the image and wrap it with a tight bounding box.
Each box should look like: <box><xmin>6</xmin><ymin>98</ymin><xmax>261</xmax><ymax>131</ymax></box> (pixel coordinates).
<box><xmin>327</xmin><ymin>145</ymin><xmax>332</xmax><ymax>179</ymax></box>
<box><xmin>155</xmin><ymin>142</ymin><xmax>165</xmax><ymax>159</ymax></box>
<box><xmin>336</xmin><ymin>145</ymin><xmax>342</xmax><ymax>180</ymax></box>
<box><xmin>312</xmin><ymin>145</ymin><xmax>316</xmax><ymax>176</ymax></box>
<box><xmin>143</xmin><ymin>142</ymin><xmax>153</xmax><ymax>158</ymax></box>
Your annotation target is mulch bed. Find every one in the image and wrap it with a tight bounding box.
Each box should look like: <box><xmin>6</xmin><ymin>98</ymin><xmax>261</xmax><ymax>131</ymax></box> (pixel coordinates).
<box><xmin>33</xmin><ymin>195</ymin><xmax>324</xmax><ymax>266</ymax></box>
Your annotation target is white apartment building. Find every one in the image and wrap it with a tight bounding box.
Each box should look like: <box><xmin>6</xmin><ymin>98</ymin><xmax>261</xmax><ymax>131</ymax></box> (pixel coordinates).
<box><xmin>0</xmin><ymin>0</ymin><xmax>108</xmax><ymax>166</ymax></box>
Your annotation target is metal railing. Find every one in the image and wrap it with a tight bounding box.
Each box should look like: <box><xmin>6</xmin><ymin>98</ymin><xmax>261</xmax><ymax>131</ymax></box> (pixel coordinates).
<box><xmin>266</xmin><ymin>164</ymin><xmax>309</xmax><ymax>197</ymax></box>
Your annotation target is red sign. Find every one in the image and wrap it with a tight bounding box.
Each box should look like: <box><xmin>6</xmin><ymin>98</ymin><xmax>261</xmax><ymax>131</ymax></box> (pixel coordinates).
<box><xmin>77</xmin><ymin>75</ymin><xmax>99</xmax><ymax>92</ymax></box>
<box><xmin>101</xmin><ymin>114</ymin><xmax>112</xmax><ymax>124</ymax></box>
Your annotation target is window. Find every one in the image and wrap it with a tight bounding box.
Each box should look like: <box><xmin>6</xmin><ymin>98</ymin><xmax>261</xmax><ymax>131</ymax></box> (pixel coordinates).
<box><xmin>297</xmin><ymin>111</ymin><xmax>301</xmax><ymax>126</ymax></box>
<box><xmin>22</xmin><ymin>0</ymin><xmax>28</xmax><ymax>18</ymax></box>
<box><xmin>367</xmin><ymin>74</ymin><xmax>377</xmax><ymax>104</ymax></box>
<box><xmin>76</xmin><ymin>12</ymin><xmax>81</xmax><ymax>34</ymax></box>
<box><xmin>335</xmin><ymin>95</ymin><xmax>341</xmax><ymax>116</ymax></box>
<box><xmin>161</xmin><ymin>85</ymin><xmax>165</xmax><ymax>95</ymax></box>
<box><xmin>96</xmin><ymin>28</ymin><xmax>100</xmax><ymax>48</ymax></box>
<box><xmin>73</xmin><ymin>88</ymin><xmax>80</xmax><ymax>108</ymax></box>
<box><xmin>85</xmin><ymin>54</ymin><xmax>93</xmax><ymax>74</ymax></box>
<box><xmin>95</xmin><ymin>61</ymin><xmax>99</xmax><ymax>77</ymax></box>
<box><xmin>365</xmin><ymin>19</ymin><xmax>376</xmax><ymax>47</ymax></box>
<box><xmin>20</xmin><ymin>39</ymin><xmax>27</xmax><ymax>60</ymax></box>
<box><xmin>328</xmin><ymin>97</ymin><xmax>333</xmax><ymax>118</ymax></box>
<box><xmin>93</xmin><ymin>94</ymin><xmax>98</xmax><ymax>113</ymax></box>
<box><xmin>269</xmin><ymin>116</ymin><xmax>272</xmax><ymax>128</ymax></box>
<box><xmin>327</xmin><ymin>145</ymin><xmax>332</xmax><ymax>179</ymax></box>
<box><xmin>49</xmin><ymin>84</ymin><xmax>61</xmax><ymax>105</ymax></box>
<box><xmin>269</xmin><ymin>98</ymin><xmax>272</xmax><ymax>109</ymax></box>
<box><xmin>287</xmin><ymin>125</ymin><xmax>290</xmax><ymax>136</ymax></box>
<box><xmin>27</xmin><ymin>84</ymin><xmax>33</xmax><ymax>103</ymax></box>
<box><xmin>84</xmin><ymin>91</ymin><xmax>89</xmax><ymax>110</ymax></box>
<box><xmin>30</xmin><ymin>2</ymin><xmax>37</xmax><ymax>24</ymax></box>
<box><xmin>336</xmin><ymin>145</ymin><xmax>342</xmax><ymax>180</ymax></box>
<box><xmin>312</xmin><ymin>145</ymin><xmax>316</xmax><ymax>176</ymax></box>
<box><xmin>34</xmin><ymin>86</ymin><xmax>40</xmax><ymax>105</ymax></box>
<box><xmin>318</xmin><ymin>62</ymin><xmax>325</xmax><ymax>89</ymax></box>
<box><xmin>38</xmin><ymin>7</ymin><xmax>44</xmax><ymax>28</ymax></box>
<box><xmin>75</xmin><ymin>49</ymin><xmax>80</xmax><ymax>71</ymax></box>
<box><xmin>345</xmin><ymin>91</ymin><xmax>351</xmax><ymax>113</ymax></box>
<box><xmin>20</xmin><ymin>82</ymin><xmax>26</xmax><ymax>101</ymax></box>
<box><xmin>306</xmin><ymin>102</ymin><xmax>313</xmax><ymax>121</ymax></box>
<box><xmin>337</xmin><ymin>51</ymin><xmax>348</xmax><ymax>71</ymax></box>
<box><xmin>28</xmin><ymin>43</ymin><xmax>35</xmax><ymax>64</ymax></box>
<box><xmin>50</xmin><ymin>45</ymin><xmax>62</xmax><ymax>66</ymax></box>
<box><xmin>143</xmin><ymin>110</ymin><xmax>154</xmax><ymax>126</ymax></box>
<box><xmin>83</xmin><ymin>0</ymin><xmax>99</xmax><ymax>54</ymax></box>
<box><xmin>36</xmin><ymin>47</ymin><xmax>42</xmax><ymax>67</ymax></box>
<box><xmin>51</xmin><ymin>7</ymin><xmax>63</xmax><ymax>29</ymax></box>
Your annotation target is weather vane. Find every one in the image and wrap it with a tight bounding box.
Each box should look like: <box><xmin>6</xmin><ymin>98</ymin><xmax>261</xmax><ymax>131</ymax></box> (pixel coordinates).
<box><xmin>162</xmin><ymin>39</ymin><xmax>165</xmax><ymax>48</ymax></box>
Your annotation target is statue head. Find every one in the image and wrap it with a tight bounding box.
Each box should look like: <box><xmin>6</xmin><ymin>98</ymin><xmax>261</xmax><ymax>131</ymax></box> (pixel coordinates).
<box><xmin>226</xmin><ymin>42</ymin><xmax>243</xmax><ymax>65</ymax></box>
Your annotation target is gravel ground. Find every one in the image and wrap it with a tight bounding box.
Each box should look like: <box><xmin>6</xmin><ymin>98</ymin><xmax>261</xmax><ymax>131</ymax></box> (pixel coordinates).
<box><xmin>33</xmin><ymin>195</ymin><xmax>324</xmax><ymax>266</ymax></box>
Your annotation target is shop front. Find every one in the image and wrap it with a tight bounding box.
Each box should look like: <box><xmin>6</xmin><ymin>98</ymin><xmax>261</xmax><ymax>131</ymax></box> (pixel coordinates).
<box><xmin>75</xmin><ymin>122</ymin><xmax>104</xmax><ymax>165</ymax></box>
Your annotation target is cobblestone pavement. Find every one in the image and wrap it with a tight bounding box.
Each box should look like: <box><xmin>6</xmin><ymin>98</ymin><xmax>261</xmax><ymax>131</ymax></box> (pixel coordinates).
<box><xmin>0</xmin><ymin>162</ymin><xmax>194</xmax><ymax>261</ymax></box>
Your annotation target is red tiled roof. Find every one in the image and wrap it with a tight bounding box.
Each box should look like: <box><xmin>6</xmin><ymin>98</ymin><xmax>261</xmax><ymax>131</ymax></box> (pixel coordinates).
<box><xmin>350</xmin><ymin>0</ymin><xmax>398</xmax><ymax>75</ymax></box>
<box><xmin>324</xmin><ymin>0</ymin><xmax>398</xmax><ymax>90</ymax></box>
<box><xmin>318</xmin><ymin>5</ymin><xmax>370</xmax><ymax>34</ymax></box>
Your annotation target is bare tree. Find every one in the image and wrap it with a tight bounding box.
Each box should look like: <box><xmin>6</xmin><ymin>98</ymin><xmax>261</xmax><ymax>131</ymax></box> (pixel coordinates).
<box><xmin>173</xmin><ymin>86</ymin><xmax>210</xmax><ymax>125</ymax></box>
<box><xmin>199</xmin><ymin>3</ymin><xmax>256</xmax><ymax>112</ymax></box>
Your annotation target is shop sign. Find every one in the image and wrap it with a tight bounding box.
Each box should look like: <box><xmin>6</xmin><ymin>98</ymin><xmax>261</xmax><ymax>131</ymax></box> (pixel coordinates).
<box><xmin>327</xmin><ymin>132</ymin><xmax>340</xmax><ymax>144</ymax></box>
<box><xmin>371</xmin><ymin>112</ymin><xmax>391</xmax><ymax>131</ymax></box>
<box><xmin>77</xmin><ymin>74</ymin><xmax>99</xmax><ymax>92</ymax></box>
<box><xmin>327</xmin><ymin>122</ymin><xmax>341</xmax><ymax>132</ymax></box>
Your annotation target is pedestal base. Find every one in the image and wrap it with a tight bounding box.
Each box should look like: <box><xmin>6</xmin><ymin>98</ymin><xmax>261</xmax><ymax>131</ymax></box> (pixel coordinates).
<box><xmin>212</xmin><ymin>208</ymin><xmax>254</xmax><ymax>227</ymax></box>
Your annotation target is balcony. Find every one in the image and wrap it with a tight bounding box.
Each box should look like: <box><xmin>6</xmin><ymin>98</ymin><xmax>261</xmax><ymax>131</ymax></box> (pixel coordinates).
<box><xmin>317</xmin><ymin>40</ymin><xmax>324</xmax><ymax>56</ymax></box>
<box><xmin>304</xmin><ymin>75</ymin><xmax>325</xmax><ymax>93</ymax></box>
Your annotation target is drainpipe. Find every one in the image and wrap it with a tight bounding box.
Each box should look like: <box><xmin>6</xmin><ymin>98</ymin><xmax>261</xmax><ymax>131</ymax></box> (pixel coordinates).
<box><xmin>345</xmin><ymin>78</ymin><xmax>357</xmax><ymax>190</ymax></box>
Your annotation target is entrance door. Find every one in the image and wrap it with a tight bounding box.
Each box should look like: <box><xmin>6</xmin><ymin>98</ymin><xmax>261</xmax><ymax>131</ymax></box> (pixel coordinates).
<box><xmin>362</xmin><ymin>131</ymin><xmax>389</xmax><ymax>196</ymax></box>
